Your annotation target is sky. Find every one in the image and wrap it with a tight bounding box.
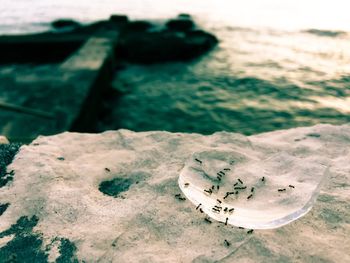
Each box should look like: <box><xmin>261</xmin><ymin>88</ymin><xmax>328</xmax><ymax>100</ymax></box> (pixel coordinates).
<box><xmin>1</xmin><ymin>0</ymin><xmax>350</xmax><ymax>32</ymax></box>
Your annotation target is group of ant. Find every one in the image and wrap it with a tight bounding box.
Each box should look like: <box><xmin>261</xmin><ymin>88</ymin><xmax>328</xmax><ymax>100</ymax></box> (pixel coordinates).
<box><xmin>175</xmin><ymin>156</ymin><xmax>297</xmax><ymax>247</ymax></box>
<box><xmin>175</xmin><ymin>190</ymin><xmax>254</xmax><ymax>247</ymax></box>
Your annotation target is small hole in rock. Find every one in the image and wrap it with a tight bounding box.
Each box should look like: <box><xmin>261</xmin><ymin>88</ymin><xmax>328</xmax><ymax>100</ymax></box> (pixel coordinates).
<box><xmin>0</xmin><ymin>203</ymin><xmax>10</xmax><ymax>216</ymax></box>
<box><xmin>99</xmin><ymin>178</ymin><xmax>133</xmax><ymax>197</ymax></box>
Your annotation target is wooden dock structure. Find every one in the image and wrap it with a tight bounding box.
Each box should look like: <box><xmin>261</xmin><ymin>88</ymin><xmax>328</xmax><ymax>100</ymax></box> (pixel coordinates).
<box><xmin>0</xmin><ymin>29</ymin><xmax>119</xmax><ymax>142</ymax></box>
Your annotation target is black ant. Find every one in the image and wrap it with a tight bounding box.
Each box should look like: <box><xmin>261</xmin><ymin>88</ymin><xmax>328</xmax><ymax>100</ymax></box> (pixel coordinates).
<box><xmin>247</xmin><ymin>229</ymin><xmax>254</xmax><ymax>234</ymax></box>
<box><xmin>251</xmin><ymin>187</ymin><xmax>254</xmax><ymax>193</ymax></box>
<box><xmin>278</xmin><ymin>188</ymin><xmax>286</xmax><ymax>192</ymax></box>
<box><xmin>238</xmin><ymin>178</ymin><xmax>243</xmax><ymax>184</ymax></box>
<box><xmin>204</xmin><ymin>217</ymin><xmax>212</xmax><ymax>223</ymax></box>
<box><xmin>184</xmin><ymin>183</ymin><xmax>190</xmax><ymax>187</ymax></box>
<box><xmin>195</xmin><ymin>158</ymin><xmax>202</xmax><ymax>164</ymax></box>
<box><xmin>196</xmin><ymin>203</ymin><xmax>202</xmax><ymax>210</ymax></box>
<box><xmin>204</xmin><ymin>189</ymin><xmax>212</xmax><ymax>194</ymax></box>
<box><xmin>289</xmin><ymin>185</ymin><xmax>295</xmax><ymax>188</ymax></box>
<box><xmin>224</xmin><ymin>240</ymin><xmax>230</xmax><ymax>246</ymax></box>
<box><xmin>175</xmin><ymin>194</ymin><xmax>186</xmax><ymax>201</ymax></box>
<box><xmin>225</xmin><ymin>217</ymin><xmax>228</xmax><ymax>225</ymax></box>
<box><xmin>247</xmin><ymin>194</ymin><xmax>253</xmax><ymax>200</ymax></box>
<box><xmin>105</xmin><ymin>168</ymin><xmax>111</xmax><ymax>172</ymax></box>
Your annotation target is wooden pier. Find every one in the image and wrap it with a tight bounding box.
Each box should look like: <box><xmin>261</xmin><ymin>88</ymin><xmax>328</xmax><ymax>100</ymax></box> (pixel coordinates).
<box><xmin>0</xmin><ymin>29</ymin><xmax>119</xmax><ymax>142</ymax></box>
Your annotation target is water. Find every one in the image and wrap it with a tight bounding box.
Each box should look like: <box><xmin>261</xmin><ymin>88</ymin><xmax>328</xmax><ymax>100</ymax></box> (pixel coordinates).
<box><xmin>1</xmin><ymin>0</ymin><xmax>350</xmax><ymax>134</ymax></box>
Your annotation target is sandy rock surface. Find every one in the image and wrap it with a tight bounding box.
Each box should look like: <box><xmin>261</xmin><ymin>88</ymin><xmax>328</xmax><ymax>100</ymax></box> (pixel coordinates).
<box><xmin>0</xmin><ymin>124</ymin><xmax>349</xmax><ymax>262</ymax></box>
<box><xmin>0</xmin><ymin>136</ymin><xmax>8</xmax><ymax>144</ymax></box>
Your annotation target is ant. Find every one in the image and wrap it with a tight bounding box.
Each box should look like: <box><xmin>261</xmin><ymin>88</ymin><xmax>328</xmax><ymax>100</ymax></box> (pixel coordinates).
<box><xmin>175</xmin><ymin>194</ymin><xmax>186</xmax><ymax>201</ymax></box>
<box><xmin>195</xmin><ymin>158</ymin><xmax>202</xmax><ymax>164</ymax></box>
<box><xmin>204</xmin><ymin>217</ymin><xmax>212</xmax><ymax>223</ymax></box>
<box><xmin>234</xmin><ymin>186</ymin><xmax>247</xmax><ymax>190</ymax></box>
<box><xmin>204</xmin><ymin>189</ymin><xmax>212</xmax><ymax>195</ymax></box>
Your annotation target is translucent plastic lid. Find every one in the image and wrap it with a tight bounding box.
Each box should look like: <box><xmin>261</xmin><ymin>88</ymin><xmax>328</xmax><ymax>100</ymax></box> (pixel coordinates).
<box><xmin>179</xmin><ymin>150</ymin><xmax>328</xmax><ymax>229</ymax></box>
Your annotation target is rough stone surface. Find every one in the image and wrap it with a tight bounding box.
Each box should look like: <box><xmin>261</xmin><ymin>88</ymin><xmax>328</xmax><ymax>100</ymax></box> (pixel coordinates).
<box><xmin>0</xmin><ymin>124</ymin><xmax>349</xmax><ymax>262</ymax></box>
<box><xmin>0</xmin><ymin>136</ymin><xmax>8</xmax><ymax>144</ymax></box>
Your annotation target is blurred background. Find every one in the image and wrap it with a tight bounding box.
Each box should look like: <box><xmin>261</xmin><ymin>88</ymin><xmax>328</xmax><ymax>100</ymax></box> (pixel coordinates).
<box><xmin>1</xmin><ymin>0</ymin><xmax>350</xmax><ymax>141</ymax></box>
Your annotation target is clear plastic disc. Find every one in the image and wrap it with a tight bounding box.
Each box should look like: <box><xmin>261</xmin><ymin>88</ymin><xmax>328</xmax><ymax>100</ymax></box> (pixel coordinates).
<box><xmin>179</xmin><ymin>150</ymin><xmax>328</xmax><ymax>229</ymax></box>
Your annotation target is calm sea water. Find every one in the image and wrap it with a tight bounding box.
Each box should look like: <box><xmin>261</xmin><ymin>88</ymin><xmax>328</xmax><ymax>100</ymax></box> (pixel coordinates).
<box><xmin>2</xmin><ymin>0</ymin><xmax>350</xmax><ymax>135</ymax></box>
